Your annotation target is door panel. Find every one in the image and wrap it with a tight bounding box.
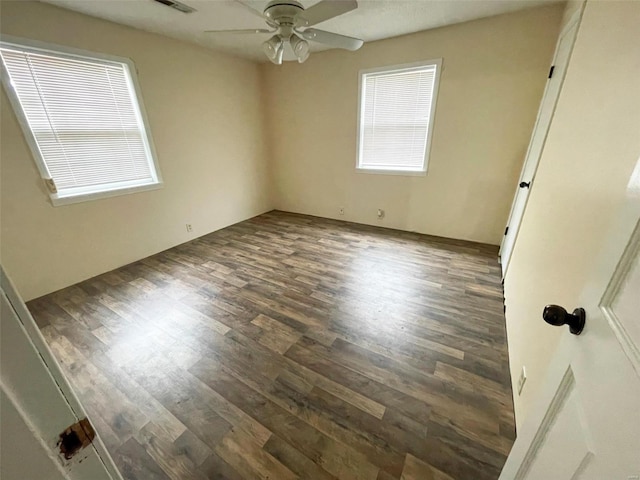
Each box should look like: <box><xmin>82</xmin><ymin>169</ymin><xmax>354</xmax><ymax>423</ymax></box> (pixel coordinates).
<box><xmin>502</xmin><ymin>219</ymin><xmax>640</xmax><ymax>480</ymax></box>
<box><xmin>1</xmin><ymin>387</ymin><xmax>68</xmax><ymax>480</ymax></box>
<box><xmin>0</xmin><ymin>268</ymin><xmax>121</xmax><ymax>480</ymax></box>
<box><xmin>499</xmin><ymin>9</ymin><xmax>582</xmax><ymax>276</ymax></box>
<box><xmin>517</xmin><ymin>367</ymin><xmax>594</xmax><ymax>480</ymax></box>
<box><xmin>524</xmin><ymin>376</ymin><xmax>592</xmax><ymax>480</ymax></box>
<box><xmin>604</xmin><ymin>231</ymin><xmax>640</xmax><ymax>375</ymax></box>
<box><xmin>1</xmin><ymin>292</ymin><xmax>77</xmax><ymax>446</ymax></box>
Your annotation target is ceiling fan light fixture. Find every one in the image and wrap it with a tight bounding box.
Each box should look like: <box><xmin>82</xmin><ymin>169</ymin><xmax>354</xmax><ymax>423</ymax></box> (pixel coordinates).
<box><xmin>263</xmin><ymin>35</ymin><xmax>284</xmax><ymax>64</ymax></box>
<box><xmin>205</xmin><ymin>0</ymin><xmax>363</xmax><ymax>65</ymax></box>
<box><xmin>290</xmin><ymin>34</ymin><xmax>310</xmax><ymax>63</ymax></box>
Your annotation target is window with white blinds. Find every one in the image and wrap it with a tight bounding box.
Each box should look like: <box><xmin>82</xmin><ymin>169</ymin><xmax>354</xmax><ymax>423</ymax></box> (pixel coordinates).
<box><xmin>357</xmin><ymin>60</ymin><xmax>441</xmax><ymax>173</ymax></box>
<box><xmin>0</xmin><ymin>40</ymin><xmax>161</xmax><ymax>205</ymax></box>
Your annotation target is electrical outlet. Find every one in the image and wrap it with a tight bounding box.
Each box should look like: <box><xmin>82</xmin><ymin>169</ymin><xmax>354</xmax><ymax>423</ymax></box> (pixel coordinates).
<box><xmin>517</xmin><ymin>366</ymin><xmax>527</xmax><ymax>396</ymax></box>
<box><xmin>339</xmin><ymin>207</ymin><xmax>345</xmax><ymax>215</ymax></box>
<box><xmin>186</xmin><ymin>224</ymin><xmax>193</xmax><ymax>233</ymax></box>
<box><xmin>377</xmin><ymin>209</ymin><xmax>385</xmax><ymax>220</ymax></box>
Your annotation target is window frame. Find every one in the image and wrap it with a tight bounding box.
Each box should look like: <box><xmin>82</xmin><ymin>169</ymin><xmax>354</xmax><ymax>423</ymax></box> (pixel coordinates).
<box><xmin>0</xmin><ymin>35</ymin><xmax>163</xmax><ymax>206</ymax></box>
<box><xmin>355</xmin><ymin>58</ymin><xmax>443</xmax><ymax>176</ymax></box>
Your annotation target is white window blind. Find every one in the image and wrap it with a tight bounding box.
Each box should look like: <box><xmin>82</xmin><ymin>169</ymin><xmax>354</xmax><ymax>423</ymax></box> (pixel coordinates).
<box><xmin>0</xmin><ymin>41</ymin><xmax>160</xmax><ymax>203</ymax></box>
<box><xmin>357</xmin><ymin>61</ymin><xmax>441</xmax><ymax>173</ymax></box>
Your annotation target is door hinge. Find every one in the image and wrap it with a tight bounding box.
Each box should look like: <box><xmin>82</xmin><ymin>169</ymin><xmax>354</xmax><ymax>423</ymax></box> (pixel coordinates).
<box><xmin>58</xmin><ymin>418</ymin><xmax>96</xmax><ymax>460</ymax></box>
<box><xmin>504</xmin><ymin>226</ymin><xmax>509</xmax><ymax>236</ymax></box>
<box><xmin>548</xmin><ymin>65</ymin><xmax>555</xmax><ymax>78</ymax></box>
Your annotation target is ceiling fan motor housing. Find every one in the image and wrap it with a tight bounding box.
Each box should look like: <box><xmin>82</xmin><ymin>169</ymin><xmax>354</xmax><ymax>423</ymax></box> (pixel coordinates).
<box><xmin>264</xmin><ymin>1</ymin><xmax>305</xmax><ymax>26</ymax></box>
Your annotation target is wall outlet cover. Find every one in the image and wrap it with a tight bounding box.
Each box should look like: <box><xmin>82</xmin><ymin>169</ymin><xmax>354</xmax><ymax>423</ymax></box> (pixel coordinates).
<box><xmin>517</xmin><ymin>366</ymin><xmax>527</xmax><ymax>396</ymax></box>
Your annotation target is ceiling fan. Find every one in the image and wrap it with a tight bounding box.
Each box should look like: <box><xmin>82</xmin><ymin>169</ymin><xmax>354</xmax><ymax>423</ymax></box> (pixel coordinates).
<box><xmin>205</xmin><ymin>0</ymin><xmax>363</xmax><ymax>64</ymax></box>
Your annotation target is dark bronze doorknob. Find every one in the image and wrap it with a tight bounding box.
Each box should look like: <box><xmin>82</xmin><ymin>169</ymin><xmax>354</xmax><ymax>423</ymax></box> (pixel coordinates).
<box><xmin>542</xmin><ymin>305</ymin><xmax>585</xmax><ymax>335</ymax></box>
<box><xmin>519</xmin><ymin>181</ymin><xmax>531</xmax><ymax>188</ymax></box>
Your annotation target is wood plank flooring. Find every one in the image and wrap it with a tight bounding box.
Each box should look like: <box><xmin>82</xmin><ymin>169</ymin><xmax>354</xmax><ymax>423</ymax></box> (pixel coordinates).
<box><xmin>28</xmin><ymin>211</ymin><xmax>515</xmax><ymax>480</ymax></box>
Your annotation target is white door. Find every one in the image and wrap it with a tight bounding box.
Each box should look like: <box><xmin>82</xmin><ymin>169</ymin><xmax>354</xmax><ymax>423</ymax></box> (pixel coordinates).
<box><xmin>499</xmin><ymin>171</ymin><xmax>640</xmax><ymax>477</ymax></box>
<box><xmin>499</xmin><ymin>10</ymin><xmax>582</xmax><ymax>277</ymax></box>
<box><xmin>0</xmin><ymin>267</ymin><xmax>123</xmax><ymax>480</ymax></box>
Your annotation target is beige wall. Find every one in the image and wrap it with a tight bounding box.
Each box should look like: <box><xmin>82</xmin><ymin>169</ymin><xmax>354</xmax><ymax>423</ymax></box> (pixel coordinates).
<box><xmin>504</xmin><ymin>0</ymin><xmax>640</xmax><ymax>427</ymax></box>
<box><xmin>0</xmin><ymin>1</ymin><xmax>272</xmax><ymax>300</ymax></box>
<box><xmin>262</xmin><ymin>4</ymin><xmax>564</xmax><ymax>245</ymax></box>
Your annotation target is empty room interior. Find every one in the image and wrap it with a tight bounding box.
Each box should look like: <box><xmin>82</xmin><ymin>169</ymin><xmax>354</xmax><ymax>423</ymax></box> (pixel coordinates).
<box><xmin>1</xmin><ymin>0</ymin><xmax>639</xmax><ymax>479</ymax></box>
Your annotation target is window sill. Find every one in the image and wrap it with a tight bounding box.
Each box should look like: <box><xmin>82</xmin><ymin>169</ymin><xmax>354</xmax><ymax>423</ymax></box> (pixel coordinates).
<box><xmin>356</xmin><ymin>167</ymin><xmax>427</xmax><ymax>177</ymax></box>
<box><xmin>51</xmin><ymin>181</ymin><xmax>163</xmax><ymax>206</ymax></box>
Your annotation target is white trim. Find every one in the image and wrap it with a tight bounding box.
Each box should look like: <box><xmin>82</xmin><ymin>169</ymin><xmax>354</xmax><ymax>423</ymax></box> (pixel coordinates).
<box><xmin>355</xmin><ymin>58</ymin><xmax>442</xmax><ymax>177</ymax></box>
<box><xmin>512</xmin><ymin>367</ymin><xmax>576</xmax><ymax>479</ymax></box>
<box><xmin>0</xmin><ymin>35</ymin><xmax>163</xmax><ymax>206</ymax></box>
<box><xmin>51</xmin><ymin>181</ymin><xmax>163</xmax><ymax>206</ymax></box>
<box><xmin>499</xmin><ymin>335</ymin><xmax>577</xmax><ymax>479</ymax></box>
<box><xmin>1</xmin><ymin>34</ymin><xmax>136</xmax><ymax>65</ymax></box>
<box><xmin>599</xmin><ymin>219</ymin><xmax>640</xmax><ymax>377</ymax></box>
<box><xmin>355</xmin><ymin>167</ymin><xmax>427</xmax><ymax>177</ymax></box>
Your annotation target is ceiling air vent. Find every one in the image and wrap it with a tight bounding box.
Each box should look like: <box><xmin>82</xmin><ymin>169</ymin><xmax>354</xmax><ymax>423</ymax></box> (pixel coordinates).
<box><xmin>152</xmin><ymin>0</ymin><xmax>196</xmax><ymax>14</ymax></box>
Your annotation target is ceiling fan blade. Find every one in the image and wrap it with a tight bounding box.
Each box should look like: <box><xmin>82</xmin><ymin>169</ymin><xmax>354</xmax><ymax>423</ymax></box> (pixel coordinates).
<box><xmin>299</xmin><ymin>28</ymin><xmax>363</xmax><ymax>51</ymax></box>
<box><xmin>204</xmin><ymin>28</ymin><xmax>274</xmax><ymax>34</ymax></box>
<box><xmin>296</xmin><ymin>0</ymin><xmax>358</xmax><ymax>27</ymax></box>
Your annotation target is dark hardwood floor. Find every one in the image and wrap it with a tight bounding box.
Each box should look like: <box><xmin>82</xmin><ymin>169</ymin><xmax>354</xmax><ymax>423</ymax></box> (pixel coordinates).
<box><xmin>28</xmin><ymin>210</ymin><xmax>514</xmax><ymax>480</ymax></box>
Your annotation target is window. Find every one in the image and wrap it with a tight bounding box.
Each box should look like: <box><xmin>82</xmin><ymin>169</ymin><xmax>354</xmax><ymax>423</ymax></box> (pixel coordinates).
<box><xmin>356</xmin><ymin>60</ymin><xmax>441</xmax><ymax>174</ymax></box>
<box><xmin>0</xmin><ymin>39</ymin><xmax>161</xmax><ymax>205</ymax></box>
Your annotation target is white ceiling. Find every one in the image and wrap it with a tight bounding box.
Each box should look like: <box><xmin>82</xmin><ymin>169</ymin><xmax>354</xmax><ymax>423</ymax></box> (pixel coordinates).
<box><xmin>41</xmin><ymin>0</ymin><xmax>557</xmax><ymax>62</ymax></box>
